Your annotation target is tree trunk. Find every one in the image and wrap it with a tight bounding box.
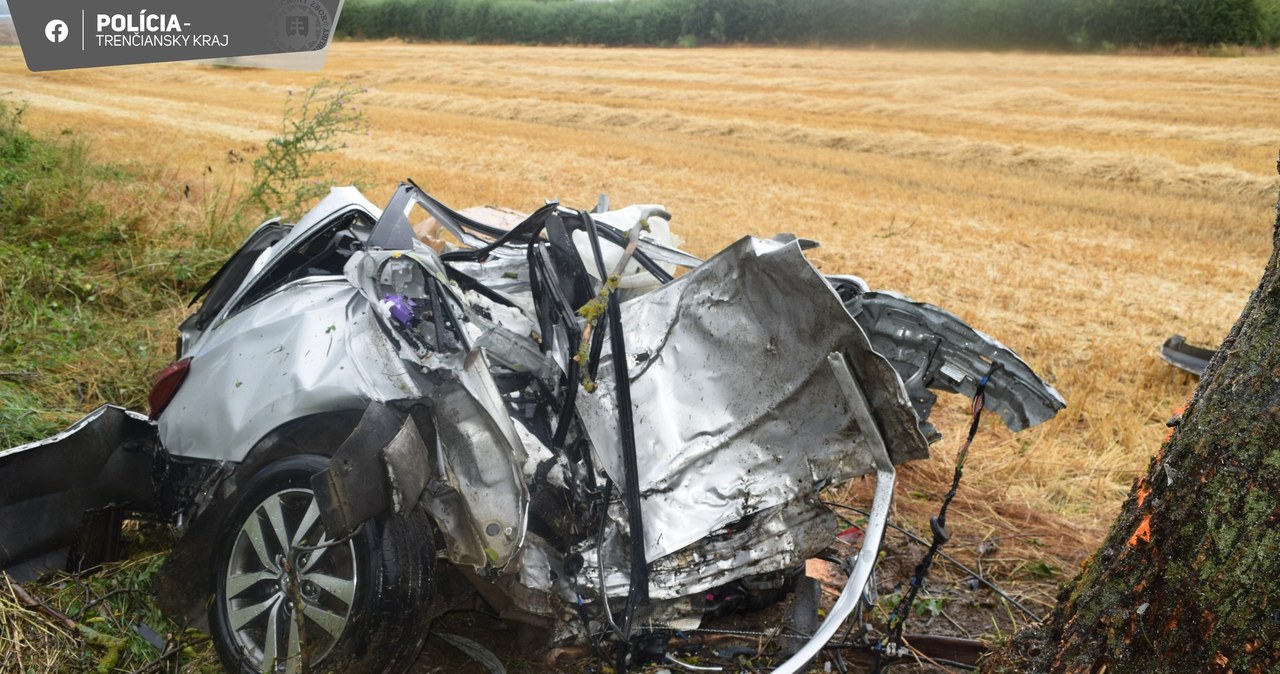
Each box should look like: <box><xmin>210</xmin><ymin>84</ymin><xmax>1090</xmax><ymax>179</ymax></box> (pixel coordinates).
<box><xmin>984</xmin><ymin>169</ymin><xmax>1280</xmax><ymax>673</ymax></box>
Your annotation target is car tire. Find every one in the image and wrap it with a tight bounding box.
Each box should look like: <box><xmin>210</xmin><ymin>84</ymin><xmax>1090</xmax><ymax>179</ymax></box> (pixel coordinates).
<box><xmin>209</xmin><ymin>454</ymin><xmax>434</xmax><ymax>674</ymax></box>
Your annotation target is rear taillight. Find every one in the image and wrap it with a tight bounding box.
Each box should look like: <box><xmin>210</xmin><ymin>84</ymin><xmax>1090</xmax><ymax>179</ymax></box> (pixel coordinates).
<box><xmin>149</xmin><ymin>358</ymin><xmax>192</xmax><ymax>419</ymax></box>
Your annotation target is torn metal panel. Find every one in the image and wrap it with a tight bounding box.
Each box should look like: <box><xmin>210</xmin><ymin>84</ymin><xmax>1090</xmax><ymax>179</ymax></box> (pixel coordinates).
<box><xmin>181</xmin><ymin>219</ymin><xmax>290</xmax><ymax>351</ymax></box>
<box><xmin>841</xmin><ymin>289</ymin><xmax>1066</xmax><ymax>436</ymax></box>
<box><xmin>423</xmin><ymin>349</ymin><xmax>531</xmax><ymax>571</ymax></box>
<box><xmin>311</xmin><ymin>402</ymin><xmax>433</xmax><ymax>538</ymax></box>
<box><xmin>576</xmin><ymin>236</ymin><xmax>928</xmax><ymax>562</ymax></box>
<box><xmin>469</xmin><ymin>313</ymin><xmax>553</xmax><ymax>378</ymax></box>
<box><xmin>772</xmin><ymin>352</ymin><xmax>898</xmax><ymax>674</ymax></box>
<box><xmin>269</xmin><ymin>187</ymin><xmax>383</xmax><ymax>262</ymax></box>
<box><xmin>367</xmin><ymin>184</ymin><xmax>423</xmax><ymax>251</ymax></box>
<box><xmin>582</xmin><ymin>498</ymin><xmax>833</xmax><ymax>602</ymax></box>
<box><xmin>0</xmin><ymin>405</ymin><xmax>157</xmax><ymax>580</ymax></box>
<box><xmin>202</xmin><ymin>187</ymin><xmax>383</xmax><ymax>334</ymax></box>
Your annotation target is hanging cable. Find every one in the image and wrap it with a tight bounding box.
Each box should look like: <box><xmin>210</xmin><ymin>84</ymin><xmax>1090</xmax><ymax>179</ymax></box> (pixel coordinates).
<box><xmin>872</xmin><ymin>362</ymin><xmax>1001</xmax><ymax>672</ymax></box>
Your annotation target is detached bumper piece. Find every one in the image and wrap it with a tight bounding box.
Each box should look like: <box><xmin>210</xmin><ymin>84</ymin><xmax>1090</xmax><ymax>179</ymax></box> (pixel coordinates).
<box><xmin>1161</xmin><ymin>334</ymin><xmax>1216</xmax><ymax>377</ymax></box>
<box><xmin>0</xmin><ymin>405</ymin><xmax>158</xmax><ymax>580</ymax></box>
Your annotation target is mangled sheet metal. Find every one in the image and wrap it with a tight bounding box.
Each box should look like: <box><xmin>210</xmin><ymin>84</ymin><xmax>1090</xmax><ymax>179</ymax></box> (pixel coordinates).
<box><xmin>1160</xmin><ymin>334</ymin><xmax>1215</xmax><ymax>376</ymax></box>
<box><xmin>841</xmin><ymin>289</ymin><xmax>1066</xmax><ymax>439</ymax></box>
<box><xmin>0</xmin><ymin>182</ymin><xmax>1068</xmax><ymax>674</ymax></box>
<box><xmin>576</xmin><ymin>236</ymin><xmax>928</xmax><ymax>565</ymax></box>
<box><xmin>157</xmin><ymin>285</ymin><xmax>428</xmax><ymax>462</ymax></box>
<box><xmin>422</xmin><ymin>349</ymin><xmax>532</xmax><ymax>570</ymax></box>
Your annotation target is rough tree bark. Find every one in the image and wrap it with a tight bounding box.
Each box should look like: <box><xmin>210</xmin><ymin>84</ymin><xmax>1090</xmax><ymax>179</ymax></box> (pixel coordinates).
<box><xmin>984</xmin><ymin>168</ymin><xmax>1280</xmax><ymax>673</ymax></box>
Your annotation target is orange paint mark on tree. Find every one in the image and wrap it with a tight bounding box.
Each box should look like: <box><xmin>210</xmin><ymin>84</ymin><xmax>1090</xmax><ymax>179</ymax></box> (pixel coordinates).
<box><xmin>1128</xmin><ymin>515</ymin><xmax>1152</xmax><ymax>547</ymax></box>
<box><xmin>1136</xmin><ymin>481</ymin><xmax>1152</xmax><ymax>508</ymax></box>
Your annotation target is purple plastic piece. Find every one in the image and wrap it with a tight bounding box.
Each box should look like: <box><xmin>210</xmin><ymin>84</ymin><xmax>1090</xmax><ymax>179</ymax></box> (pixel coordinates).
<box><xmin>383</xmin><ymin>293</ymin><xmax>416</xmax><ymax>326</ymax></box>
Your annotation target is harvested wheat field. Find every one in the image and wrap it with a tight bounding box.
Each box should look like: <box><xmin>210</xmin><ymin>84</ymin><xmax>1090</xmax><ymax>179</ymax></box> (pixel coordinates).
<box><xmin>3</xmin><ymin>42</ymin><xmax>1277</xmax><ymax>630</ymax></box>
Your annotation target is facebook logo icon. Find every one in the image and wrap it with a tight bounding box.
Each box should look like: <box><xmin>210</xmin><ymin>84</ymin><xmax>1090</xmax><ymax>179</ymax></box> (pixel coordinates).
<box><xmin>45</xmin><ymin>19</ymin><xmax>68</xmax><ymax>43</ymax></box>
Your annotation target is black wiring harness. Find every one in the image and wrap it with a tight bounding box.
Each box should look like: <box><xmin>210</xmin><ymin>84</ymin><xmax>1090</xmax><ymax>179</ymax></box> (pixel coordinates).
<box><xmin>871</xmin><ymin>362</ymin><xmax>1001</xmax><ymax>673</ymax></box>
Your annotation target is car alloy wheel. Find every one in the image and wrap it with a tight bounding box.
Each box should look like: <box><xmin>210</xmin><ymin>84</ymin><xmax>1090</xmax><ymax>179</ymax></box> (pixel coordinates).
<box><xmin>223</xmin><ymin>486</ymin><xmax>356</xmax><ymax>673</ymax></box>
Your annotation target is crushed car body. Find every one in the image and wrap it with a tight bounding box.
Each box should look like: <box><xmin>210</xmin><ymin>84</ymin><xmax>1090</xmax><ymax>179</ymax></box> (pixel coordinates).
<box><xmin>0</xmin><ymin>183</ymin><xmax>1064</xmax><ymax>673</ymax></box>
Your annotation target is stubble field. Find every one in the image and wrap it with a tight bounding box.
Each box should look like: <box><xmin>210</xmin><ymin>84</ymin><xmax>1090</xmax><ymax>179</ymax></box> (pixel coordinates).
<box><xmin>2</xmin><ymin>42</ymin><xmax>1277</xmax><ymax>624</ymax></box>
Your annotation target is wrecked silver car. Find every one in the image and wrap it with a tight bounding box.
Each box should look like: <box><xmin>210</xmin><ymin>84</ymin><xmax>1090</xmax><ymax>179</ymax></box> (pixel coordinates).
<box><xmin>0</xmin><ymin>183</ymin><xmax>1063</xmax><ymax>673</ymax></box>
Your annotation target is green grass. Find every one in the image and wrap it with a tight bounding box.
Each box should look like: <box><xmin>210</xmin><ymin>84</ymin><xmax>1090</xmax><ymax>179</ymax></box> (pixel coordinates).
<box><xmin>0</xmin><ymin>101</ymin><xmax>219</xmax><ymax>447</ymax></box>
<box><xmin>0</xmin><ymin>97</ymin><xmax>228</xmax><ymax>673</ymax></box>
<box><xmin>0</xmin><ymin>84</ymin><xmax>369</xmax><ymax>672</ymax></box>
<box><xmin>2</xmin><ymin>526</ymin><xmax>219</xmax><ymax>674</ymax></box>
<box><xmin>0</xmin><ymin>81</ymin><xmax>365</xmax><ymax>447</ymax></box>
<box><xmin>0</xmin><ymin>381</ymin><xmax>66</xmax><ymax>447</ymax></box>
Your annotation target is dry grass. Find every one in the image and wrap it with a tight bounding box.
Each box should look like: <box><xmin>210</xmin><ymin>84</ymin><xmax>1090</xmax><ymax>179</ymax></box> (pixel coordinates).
<box><xmin>2</xmin><ymin>574</ymin><xmax>76</xmax><ymax>673</ymax></box>
<box><xmin>1</xmin><ymin>546</ymin><xmax>217</xmax><ymax>673</ymax></box>
<box><xmin>2</xmin><ymin>43</ymin><xmax>1276</xmax><ymax>578</ymax></box>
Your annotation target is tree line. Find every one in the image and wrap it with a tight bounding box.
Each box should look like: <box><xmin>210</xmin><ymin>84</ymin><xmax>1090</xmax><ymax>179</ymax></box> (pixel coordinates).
<box><xmin>337</xmin><ymin>0</ymin><xmax>1280</xmax><ymax>50</ymax></box>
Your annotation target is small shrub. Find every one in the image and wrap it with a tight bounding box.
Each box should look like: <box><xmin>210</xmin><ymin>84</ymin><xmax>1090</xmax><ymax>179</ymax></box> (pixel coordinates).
<box><xmin>246</xmin><ymin>80</ymin><xmax>369</xmax><ymax>221</ymax></box>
